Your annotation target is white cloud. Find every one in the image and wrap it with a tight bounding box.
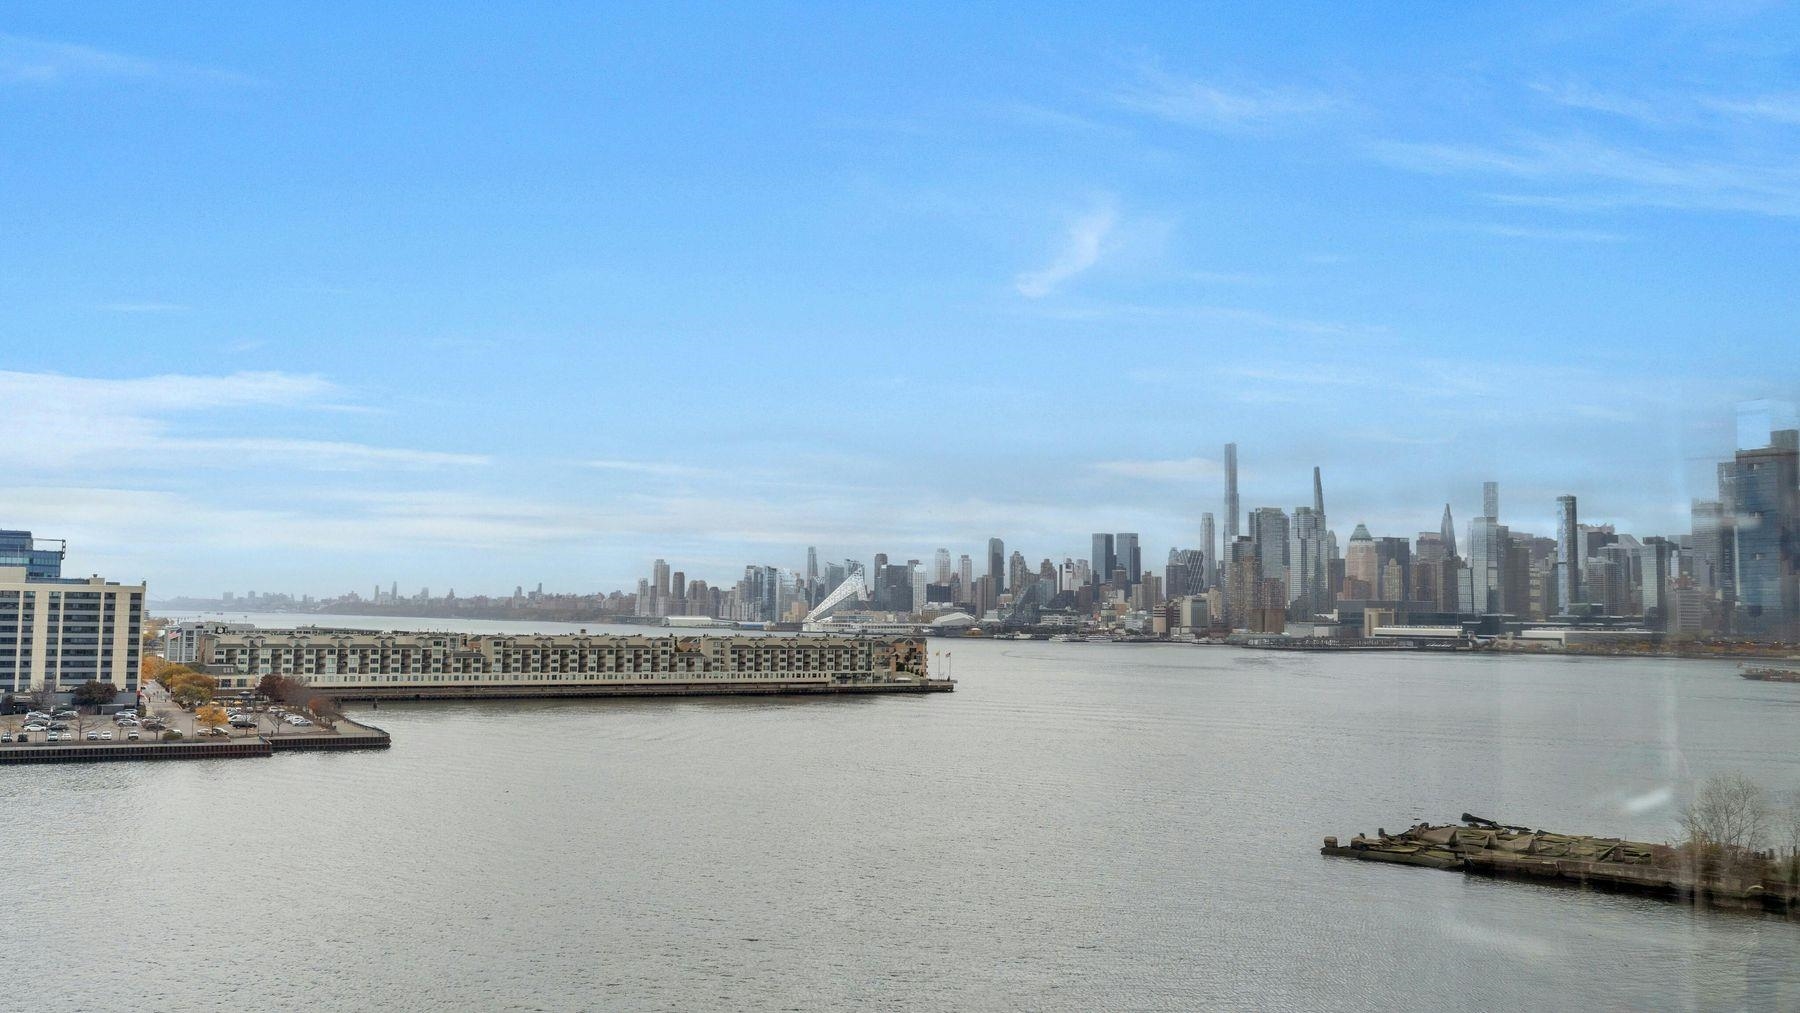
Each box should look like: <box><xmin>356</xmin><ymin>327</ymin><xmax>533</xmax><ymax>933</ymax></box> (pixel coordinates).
<box><xmin>1014</xmin><ymin>205</ymin><xmax>1118</xmax><ymax>298</ymax></box>
<box><xmin>0</xmin><ymin>370</ymin><xmax>485</xmax><ymax>473</ymax></box>
<box><xmin>0</xmin><ymin>32</ymin><xmax>258</xmax><ymax>87</ymax></box>
<box><xmin>1116</xmin><ymin>64</ymin><xmax>1338</xmax><ymax>130</ymax></box>
<box><xmin>1372</xmin><ymin>134</ymin><xmax>1800</xmax><ymax>218</ymax></box>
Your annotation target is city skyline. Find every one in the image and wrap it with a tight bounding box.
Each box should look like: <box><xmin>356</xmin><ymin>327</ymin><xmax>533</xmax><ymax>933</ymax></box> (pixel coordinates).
<box><xmin>6</xmin><ymin>7</ymin><xmax>1800</xmax><ymax>593</ymax></box>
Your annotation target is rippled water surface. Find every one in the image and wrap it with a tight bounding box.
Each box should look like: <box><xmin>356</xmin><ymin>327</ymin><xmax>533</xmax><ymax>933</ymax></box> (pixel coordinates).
<box><xmin>10</xmin><ymin>640</ymin><xmax>1800</xmax><ymax>1010</ymax></box>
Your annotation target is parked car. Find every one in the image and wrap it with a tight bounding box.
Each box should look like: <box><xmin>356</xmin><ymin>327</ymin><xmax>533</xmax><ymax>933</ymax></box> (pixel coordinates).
<box><xmin>229</xmin><ymin>718</ymin><xmax>257</xmax><ymax>729</ymax></box>
<box><xmin>125</xmin><ymin>730</ymin><xmax>140</xmax><ymax>741</ymax></box>
<box><xmin>22</xmin><ymin>723</ymin><xmax>47</xmax><ymax>732</ymax></box>
<box><xmin>201</xmin><ymin>726</ymin><xmax>229</xmax><ymax>737</ymax></box>
<box><xmin>47</xmin><ymin>722</ymin><xmax>69</xmax><ymax>731</ymax></box>
<box><xmin>85</xmin><ymin>731</ymin><xmax>99</xmax><ymax>741</ymax></box>
<box><xmin>52</xmin><ymin>709</ymin><xmax>77</xmax><ymax>720</ymax></box>
<box><xmin>100</xmin><ymin>730</ymin><xmax>113</xmax><ymax>740</ymax></box>
<box><xmin>1</xmin><ymin>732</ymin><xmax>12</xmax><ymax>743</ymax></box>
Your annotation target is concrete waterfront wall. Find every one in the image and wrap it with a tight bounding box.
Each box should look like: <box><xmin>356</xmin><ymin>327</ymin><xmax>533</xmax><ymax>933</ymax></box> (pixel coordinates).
<box><xmin>0</xmin><ymin>720</ymin><xmax>392</xmax><ymax>765</ymax></box>
<box><xmin>329</xmin><ymin>678</ymin><xmax>956</xmax><ymax>702</ymax></box>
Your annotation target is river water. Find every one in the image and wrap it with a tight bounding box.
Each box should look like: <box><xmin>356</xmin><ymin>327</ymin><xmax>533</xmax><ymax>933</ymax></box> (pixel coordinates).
<box><xmin>11</xmin><ymin>617</ymin><xmax>1800</xmax><ymax>1010</ymax></box>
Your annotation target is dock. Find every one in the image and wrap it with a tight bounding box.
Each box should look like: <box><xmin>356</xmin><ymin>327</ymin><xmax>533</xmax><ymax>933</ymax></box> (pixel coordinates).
<box><xmin>1323</xmin><ymin>815</ymin><xmax>1800</xmax><ymax>917</ymax></box>
<box><xmin>0</xmin><ymin>717</ymin><xmax>392</xmax><ymax>765</ymax></box>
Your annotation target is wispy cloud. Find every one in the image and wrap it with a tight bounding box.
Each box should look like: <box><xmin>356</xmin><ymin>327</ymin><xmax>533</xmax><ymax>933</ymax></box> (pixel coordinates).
<box><xmin>0</xmin><ymin>370</ymin><xmax>483</xmax><ymax>473</ymax></box>
<box><xmin>1093</xmin><ymin>457</ymin><xmax>1220</xmax><ymax>481</ymax></box>
<box><xmin>0</xmin><ymin>32</ymin><xmax>259</xmax><ymax>87</ymax></box>
<box><xmin>1372</xmin><ymin>134</ymin><xmax>1800</xmax><ymax>218</ymax></box>
<box><xmin>1014</xmin><ymin>204</ymin><xmax>1117</xmax><ymax>298</ymax></box>
<box><xmin>1115</xmin><ymin>63</ymin><xmax>1338</xmax><ymax>130</ymax></box>
<box><xmin>1436</xmin><ymin>220</ymin><xmax>1629</xmax><ymax>243</ymax></box>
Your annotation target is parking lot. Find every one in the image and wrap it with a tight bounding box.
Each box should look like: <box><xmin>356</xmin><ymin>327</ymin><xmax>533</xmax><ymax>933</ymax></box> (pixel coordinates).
<box><xmin>1</xmin><ymin>683</ymin><xmax>339</xmax><ymax>747</ymax></box>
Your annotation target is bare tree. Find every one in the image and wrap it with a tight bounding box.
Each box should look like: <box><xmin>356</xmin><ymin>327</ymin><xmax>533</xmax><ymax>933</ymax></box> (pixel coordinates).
<box><xmin>1681</xmin><ymin>772</ymin><xmax>1772</xmax><ymax>876</ymax></box>
<box><xmin>1781</xmin><ymin>792</ymin><xmax>1800</xmax><ymax>884</ymax></box>
<box><xmin>26</xmin><ymin>686</ymin><xmax>56</xmax><ymax>712</ymax></box>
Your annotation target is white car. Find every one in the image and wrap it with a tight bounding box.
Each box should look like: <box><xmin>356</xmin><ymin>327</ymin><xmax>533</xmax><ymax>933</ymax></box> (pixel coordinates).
<box><xmin>100</xmin><ymin>730</ymin><xmax>114</xmax><ymax>740</ymax></box>
<box><xmin>22</xmin><ymin>723</ymin><xmax>47</xmax><ymax>732</ymax></box>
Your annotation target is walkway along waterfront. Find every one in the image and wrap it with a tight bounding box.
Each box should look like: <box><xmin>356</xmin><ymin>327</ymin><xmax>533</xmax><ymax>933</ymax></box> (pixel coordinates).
<box><xmin>0</xmin><ymin>717</ymin><xmax>391</xmax><ymax>765</ymax></box>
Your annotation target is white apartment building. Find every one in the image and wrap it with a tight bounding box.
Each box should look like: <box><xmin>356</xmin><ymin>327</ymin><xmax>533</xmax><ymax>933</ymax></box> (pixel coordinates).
<box><xmin>194</xmin><ymin>628</ymin><xmax>929</xmax><ymax>691</ymax></box>
<box><xmin>0</xmin><ymin>567</ymin><xmax>145</xmax><ymax>694</ymax></box>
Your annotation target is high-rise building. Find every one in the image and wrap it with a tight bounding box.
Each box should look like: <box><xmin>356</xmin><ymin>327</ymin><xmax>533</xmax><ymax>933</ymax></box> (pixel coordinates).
<box><xmin>1166</xmin><ymin>549</ymin><xmax>1207</xmax><ymax>599</ymax></box>
<box><xmin>0</xmin><ymin>531</ymin><xmax>65</xmax><ymax>579</ymax></box>
<box><xmin>1440</xmin><ymin>504</ymin><xmax>1457</xmax><ymax>559</ymax></box>
<box><xmin>1312</xmin><ymin>466</ymin><xmax>1325</xmax><ymax>517</ymax></box>
<box><xmin>1344</xmin><ymin>524</ymin><xmax>1377</xmax><ymax>599</ymax></box>
<box><xmin>1415</xmin><ymin>532</ymin><xmax>1447</xmax><ymax>565</ymax></box>
<box><xmin>1723</xmin><ymin>430</ymin><xmax>1800</xmax><ymax>639</ymax></box>
<box><xmin>1007</xmin><ymin>551</ymin><xmax>1030</xmax><ymax>596</ymax></box>
<box><xmin>652</xmin><ymin>559</ymin><xmax>671</xmax><ymax>599</ymax></box>
<box><xmin>1199</xmin><ymin>513</ymin><xmax>1216</xmax><ymax>589</ymax></box>
<box><xmin>933</xmin><ymin>548</ymin><xmax>952</xmax><ymax>585</ymax></box>
<box><xmin>987</xmin><ymin>537</ymin><xmax>1005</xmax><ymax>594</ymax></box>
<box><xmin>1375</xmin><ymin>536</ymin><xmax>1412</xmax><ymax>602</ymax></box>
<box><xmin>1462</xmin><ymin>482</ymin><xmax>1510</xmax><ymax>613</ymax></box>
<box><xmin>1115</xmin><ymin>533</ymin><xmax>1142</xmax><ymax>587</ymax></box>
<box><xmin>956</xmin><ymin>554</ymin><xmax>973</xmax><ymax>594</ymax></box>
<box><xmin>1287</xmin><ymin>507</ymin><xmax>1330</xmax><ymax>616</ymax></box>
<box><xmin>1091</xmin><ymin>533</ymin><xmax>1116</xmax><ymax>587</ymax></box>
<box><xmin>1690</xmin><ymin>500</ymin><xmax>1732</xmax><ymax>595</ymax></box>
<box><xmin>0</xmin><ymin>564</ymin><xmax>143</xmax><ymax>695</ymax></box>
<box><xmin>1737</xmin><ymin>399</ymin><xmax>1799</xmax><ymax>451</ymax></box>
<box><xmin>1223</xmin><ymin>443</ymin><xmax>1241</xmax><ymax>543</ymax></box>
<box><xmin>1249</xmin><ymin>508</ymin><xmax>1289</xmax><ymax>584</ymax></box>
<box><xmin>1555</xmin><ymin>495</ymin><xmax>1581</xmax><ymax>613</ymax></box>
<box><xmin>806</xmin><ymin>546</ymin><xmax>819</xmax><ymax>583</ymax></box>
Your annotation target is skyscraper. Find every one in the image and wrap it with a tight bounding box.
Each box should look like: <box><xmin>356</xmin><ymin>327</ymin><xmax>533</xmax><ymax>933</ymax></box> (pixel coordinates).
<box><xmin>1344</xmin><ymin>524</ymin><xmax>1377</xmax><ymax>597</ymax></box>
<box><xmin>1312</xmin><ymin>466</ymin><xmax>1325</xmax><ymax>517</ymax></box>
<box><xmin>1248</xmin><ymin>508</ymin><xmax>1289</xmax><ymax>583</ymax></box>
<box><xmin>987</xmin><ymin>537</ymin><xmax>1005</xmax><ymax>594</ymax></box>
<box><xmin>1464</xmin><ymin>484</ymin><xmax>1509</xmax><ymax>614</ymax></box>
<box><xmin>957</xmin><ymin>554</ymin><xmax>973</xmax><ymax>593</ymax></box>
<box><xmin>1199</xmin><ymin>512</ymin><xmax>1216</xmax><ymax>589</ymax></box>
<box><xmin>1223</xmin><ymin>443</ymin><xmax>1240</xmax><ymax>543</ymax></box>
<box><xmin>933</xmin><ymin>548</ymin><xmax>952</xmax><ymax>585</ymax></box>
<box><xmin>1091</xmin><ymin>533</ymin><xmax>1116</xmax><ymax>587</ymax></box>
<box><xmin>1555</xmin><ymin>495</ymin><xmax>1581</xmax><ymax>613</ymax></box>
<box><xmin>1440</xmin><ymin>504</ymin><xmax>1457</xmax><ymax>559</ymax></box>
<box><xmin>806</xmin><ymin>546</ymin><xmax>818</xmax><ymax>582</ymax></box>
<box><xmin>1287</xmin><ymin>506</ymin><xmax>1330</xmax><ymax>616</ymax></box>
<box><xmin>1115</xmin><ymin>532</ymin><xmax>1141</xmax><ymax>587</ymax></box>
<box><xmin>1723</xmin><ymin>430</ymin><xmax>1800</xmax><ymax>638</ymax></box>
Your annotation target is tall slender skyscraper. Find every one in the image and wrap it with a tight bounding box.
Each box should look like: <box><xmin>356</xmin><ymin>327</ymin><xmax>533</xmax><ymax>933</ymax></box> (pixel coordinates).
<box><xmin>1200</xmin><ymin>512</ymin><xmax>1217</xmax><ymax>589</ymax></box>
<box><xmin>1555</xmin><ymin>495</ymin><xmax>1580</xmax><ymax>613</ymax></box>
<box><xmin>805</xmin><ymin>546</ymin><xmax>818</xmax><ymax>582</ymax></box>
<box><xmin>1483</xmin><ymin>481</ymin><xmax>1500</xmax><ymax>521</ymax></box>
<box><xmin>1440</xmin><ymin>504</ymin><xmax>1457</xmax><ymax>559</ymax></box>
<box><xmin>1223</xmin><ymin>443</ymin><xmax>1240</xmax><ymax>543</ymax></box>
<box><xmin>1312</xmin><ymin>466</ymin><xmax>1324</xmax><ymax>517</ymax></box>
<box><xmin>987</xmin><ymin>537</ymin><xmax>1005</xmax><ymax>594</ymax></box>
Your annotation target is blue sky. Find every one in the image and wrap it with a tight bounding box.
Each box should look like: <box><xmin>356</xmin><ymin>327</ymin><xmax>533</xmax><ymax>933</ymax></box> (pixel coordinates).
<box><xmin>4</xmin><ymin>3</ymin><xmax>1799</xmax><ymax>597</ymax></box>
